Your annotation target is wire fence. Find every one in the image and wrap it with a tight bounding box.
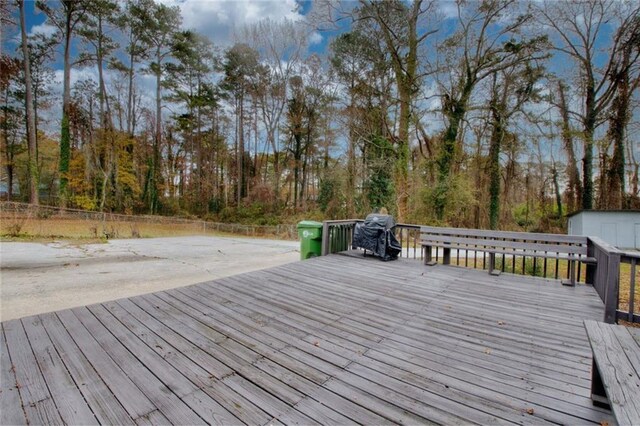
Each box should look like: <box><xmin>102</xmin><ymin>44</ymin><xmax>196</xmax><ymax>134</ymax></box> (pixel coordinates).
<box><xmin>0</xmin><ymin>202</ymin><xmax>298</xmax><ymax>240</ymax></box>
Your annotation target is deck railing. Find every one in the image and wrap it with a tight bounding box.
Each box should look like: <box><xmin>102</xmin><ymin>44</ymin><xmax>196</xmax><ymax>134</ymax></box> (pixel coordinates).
<box><xmin>619</xmin><ymin>251</ymin><xmax>639</xmax><ymax>324</ymax></box>
<box><xmin>588</xmin><ymin>239</ymin><xmax>640</xmax><ymax>324</ymax></box>
<box><xmin>588</xmin><ymin>237</ymin><xmax>622</xmax><ymax>323</ymax></box>
<box><xmin>321</xmin><ymin>220</ymin><xmax>638</xmax><ymax>324</ymax></box>
<box><xmin>421</xmin><ymin>226</ymin><xmax>592</xmax><ymax>283</ymax></box>
<box><xmin>321</xmin><ymin>219</ymin><xmax>421</xmax><ymax>259</ymax></box>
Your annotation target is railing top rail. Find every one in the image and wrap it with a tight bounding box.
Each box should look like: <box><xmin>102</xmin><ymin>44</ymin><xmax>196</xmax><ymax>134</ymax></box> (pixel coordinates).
<box><xmin>620</xmin><ymin>250</ymin><xmax>640</xmax><ymax>260</ymax></box>
<box><xmin>395</xmin><ymin>223</ymin><xmax>421</xmax><ymax>230</ymax></box>
<box><xmin>421</xmin><ymin>225</ymin><xmax>587</xmax><ymax>244</ymax></box>
<box><xmin>323</xmin><ymin>219</ymin><xmax>420</xmax><ymax>228</ymax></box>
<box><xmin>588</xmin><ymin>237</ymin><xmax>625</xmax><ymax>255</ymax></box>
<box><xmin>323</xmin><ymin>219</ymin><xmax>362</xmax><ymax>225</ymax></box>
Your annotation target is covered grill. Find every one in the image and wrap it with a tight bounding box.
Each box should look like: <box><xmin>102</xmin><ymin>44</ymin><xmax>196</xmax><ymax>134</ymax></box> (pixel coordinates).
<box><xmin>352</xmin><ymin>214</ymin><xmax>402</xmax><ymax>261</ymax></box>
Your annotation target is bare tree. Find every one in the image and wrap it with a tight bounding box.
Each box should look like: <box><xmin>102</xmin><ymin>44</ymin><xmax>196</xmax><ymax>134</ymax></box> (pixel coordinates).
<box><xmin>355</xmin><ymin>0</ymin><xmax>437</xmax><ymax>221</ymax></box>
<box><xmin>434</xmin><ymin>0</ymin><xmax>545</xmax><ymax>221</ymax></box>
<box><xmin>134</xmin><ymin>0</ymin><xmax>181</xmax><ymax>213</ymax></box>
<box><xmin>241</xmin><ymin>18</ymin><xmax>307</xmax><ymax>203</ymax></box>
<box><xmin>555</xmin><ymin>81</ymin><xmax>583</xmax><ymax>213</ymax></box>
<box><xmin>37</xmin><ymin>0</ymin><xmax>87</xmax><ymax>206</ymax></box>
<box><xmin>538</xmin><ymin>0</ymin><xmax>640</xmax><ymax>209</ymax></box>
<box><xmin>603</xmin><ymin>18</ymin><xmax>640</xmax><ymax>208</ymax></box>
<box><xmin>18</xmin><ymin>0</ymin><xmax>38</xmax><ymax>204</ymax></box>
<box><xmin>487</xmin><ymin>61</ymin><xmax>545</xmax><ymax>230</ymax></box>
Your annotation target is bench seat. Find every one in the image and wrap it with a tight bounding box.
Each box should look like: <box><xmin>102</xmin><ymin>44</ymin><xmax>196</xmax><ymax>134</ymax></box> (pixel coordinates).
<box><xmin>584</xmin><ymin>320</ymin><xmax>640</xmax><ymax>425</ymax></box>
<box><xmin>420</xmin><ymin>226</ymin><xmax>594</xmax><ymax>284</ymax></box>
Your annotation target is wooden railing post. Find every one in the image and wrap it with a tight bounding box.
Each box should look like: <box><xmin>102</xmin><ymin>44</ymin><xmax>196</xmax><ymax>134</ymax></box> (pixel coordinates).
<box><xmin>603</xmin><ymin>252</ymin><xmax>620</xmax><ymax>324</ymax></box>
<box><xmin>589</xmin><ymin>238</ymin><xmax>623</xmax><ymax>324</ymax></box>
<box><xmin>443</xmin><ymin>247</ymin><xmax>451</xmax><ymax>265</ymax></box>
<box><xmin>424</xmin><ymin>245</ymin><xmax>434</xmax><ymax>265</ymax></box>
<box><xmin>586</xmin><ymin>241</ymin><xmax>596</xmax><ymax>285</ymax></box>
<box><xmin>321</xmin><ymin>221</ymin><xmax>330</xmax><ymax>256</ymax></box>
<box><xmin>627</xmin><ymin>256</ymin><xmax>637</xmax><ymax>323</ymax></box>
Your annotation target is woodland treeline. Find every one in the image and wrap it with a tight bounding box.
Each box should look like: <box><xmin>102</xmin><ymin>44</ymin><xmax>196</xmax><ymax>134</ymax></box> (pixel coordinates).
<box><xmin>1</xmin><ymin>0</ymin><xmax>639</xmax><ymax>230</ymax></box>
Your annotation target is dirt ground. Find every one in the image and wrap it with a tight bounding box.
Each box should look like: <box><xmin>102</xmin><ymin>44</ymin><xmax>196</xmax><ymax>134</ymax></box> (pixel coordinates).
<box><xmin>0</xmin><ymin>236</ymin><xmax>299</xmax><ymax>321</ymax></box>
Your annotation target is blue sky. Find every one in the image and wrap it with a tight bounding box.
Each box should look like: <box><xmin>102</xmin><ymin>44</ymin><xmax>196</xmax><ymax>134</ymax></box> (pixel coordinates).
<box><xmin>2</xmin><ymin>0</ymin><xmax>343</xmax><ymax>135</ymax></box>
<box><xmin>4</xmin><ymin>0</ymin><xmax>637</xmax><ymax>166</ymax></box>
<box><xmin>4</xmin><ymin>0</ymin><xmax>335</xmax><ymax>66</ymax></box>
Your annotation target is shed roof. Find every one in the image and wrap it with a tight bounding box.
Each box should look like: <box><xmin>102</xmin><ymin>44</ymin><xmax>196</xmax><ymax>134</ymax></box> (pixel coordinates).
<box><xmin>566</xmin><ymin>209</ymin><xmax>640</xmax><ymax>218</ymax></box>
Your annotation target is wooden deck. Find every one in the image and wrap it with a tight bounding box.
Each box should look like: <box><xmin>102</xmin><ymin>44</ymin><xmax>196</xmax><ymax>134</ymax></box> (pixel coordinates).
<box><xmin>1</xmin><ymin>252</ymin><xmax>615</xmax><ymax>425</ymax></box>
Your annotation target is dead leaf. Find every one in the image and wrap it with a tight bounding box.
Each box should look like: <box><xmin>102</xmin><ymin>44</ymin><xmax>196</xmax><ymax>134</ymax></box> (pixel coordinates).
<box><xmin>526</xmin><ymin>408</ymin><xmax>534</xmax><ymax>415</ymax></box>
<box><xmin>484</xmin><ymin>348</ymin><xmax>492</xmax><ymax>354</ymax></box>
<box><xmin>497</xmin><ymin>320</ymin><xmax>505</xmax><ymax>326</ymax></box>
<box><xmin>313</xmin><ymin>341</ymin><xmax>319</xmax><ymax>347</ymax></box>
<box><xmin>600</xmin><ymin>422</ymin><xmax>609</xmax><ymax>426</ymax></box>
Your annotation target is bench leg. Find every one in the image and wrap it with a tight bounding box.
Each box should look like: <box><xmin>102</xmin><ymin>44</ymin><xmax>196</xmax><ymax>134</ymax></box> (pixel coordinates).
<box><xmin>443</xmin><ymin>247</ymin><xmax>451</xmax><ymax>265</ymax></box>
<box><xmin>590</xmin><ymin>360</ymin><xmax>610</xmax><ymax>409</ymax></box>
<box><xmin>562</xmin><ymin>259</ymin><xmax>576</xmax><ymax>286</ymax></box>
<box><xmin>488</xmin><ymin>253</ymin><xmax>501</xmax><ymax>276</ymax></box>
<box><xmin>424</xmin><ymin>246</ymin><xmax>436</xmax><ymax>266</ymax></box>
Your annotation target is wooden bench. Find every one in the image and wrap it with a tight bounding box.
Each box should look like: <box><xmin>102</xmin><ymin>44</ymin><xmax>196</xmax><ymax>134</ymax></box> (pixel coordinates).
<box><xmin>420</xmin><ymin>226</ymin><xmax>595</xmax><ymax>285</ymax></box>
<box><xmin>584</xmin><ymin>320</ymin><xmax>640</xmax><ymax>424</ymax></box>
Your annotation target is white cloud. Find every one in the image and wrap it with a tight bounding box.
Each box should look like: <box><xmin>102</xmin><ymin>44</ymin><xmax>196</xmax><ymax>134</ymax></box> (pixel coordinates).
<box><xmin>309</xmin><ymin>31</ymin><xmax>323</xmax><ymax>45</ymax></box>
<box><xmin>29</xmin><ymin>23</ymin><xmax>57</xmax><ymax>38</ymax></box>
<box><xmin>162</xmin><ymin>0</ymin><xmax>303</xmax><ymax>46</ymax></box>
<box><xmin>439</xmin><ymin>1</ymin><xmax>458</xmax><ymax>19</ymax></box>
<box><xmin>53</xmin><ymin>67</ymin><xmax>98</xmax><ymax>89</ymax></box>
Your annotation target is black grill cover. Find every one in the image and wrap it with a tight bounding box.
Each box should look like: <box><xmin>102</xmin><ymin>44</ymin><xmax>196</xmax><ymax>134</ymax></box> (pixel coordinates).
<box><xmin>352</xmin><ymin>214</ymin><xmax>402</xmax><ymax>261</ymax></box>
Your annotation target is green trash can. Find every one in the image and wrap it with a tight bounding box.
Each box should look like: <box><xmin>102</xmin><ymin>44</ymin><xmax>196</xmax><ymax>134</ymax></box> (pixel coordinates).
<box><xmin>297</xmin><ymin>221</ymin><xmax>323</xmax><ymax>260</ymax></box>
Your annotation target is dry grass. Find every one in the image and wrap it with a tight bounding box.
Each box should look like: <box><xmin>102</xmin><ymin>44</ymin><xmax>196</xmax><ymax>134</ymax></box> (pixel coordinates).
<box><xmin>618</xmin><ymin>262</ymin><xmax>639</xmax><ymax>318</ymax></box>
<box><xmin>1</xmin><ymin>216</ymin><xmax>239</xmax><ymax>241</ymax></box>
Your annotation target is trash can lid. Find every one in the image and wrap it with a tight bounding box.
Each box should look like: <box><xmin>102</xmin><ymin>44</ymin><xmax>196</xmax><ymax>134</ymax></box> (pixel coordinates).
<box><xmin>297</xmin><ymin>220</ymin><xmax>323</xmax><ymax>229</ymax></box>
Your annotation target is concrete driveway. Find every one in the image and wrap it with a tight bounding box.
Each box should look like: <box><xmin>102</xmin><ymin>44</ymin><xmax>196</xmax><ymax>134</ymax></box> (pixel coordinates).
<box><xmin>0</xmin><ymin>236</ymin><xmax>300</xmax><ymax>321</ymax></box>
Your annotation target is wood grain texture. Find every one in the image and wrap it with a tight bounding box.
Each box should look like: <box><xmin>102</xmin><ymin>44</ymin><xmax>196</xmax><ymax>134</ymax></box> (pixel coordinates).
<box><xmin>1</xmin><ymin>326</ymin><xmax>29</xmax><ymax>425</ymax></box>
<box><xmin>1</xmin><ymin>255</ymin><xmax>614</xmax><ymax>425</ymax></box>
<box><xmin>585</xmin><ymin>320</ymin><xmax>640</xmax><ymax>425</ymax></box>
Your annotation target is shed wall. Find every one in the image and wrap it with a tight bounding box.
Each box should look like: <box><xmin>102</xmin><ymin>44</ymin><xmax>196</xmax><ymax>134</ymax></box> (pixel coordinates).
<box><xmin>568</xmin><ymin>211</ymin><xmax>640</xmax><ymax>249</ymax></box>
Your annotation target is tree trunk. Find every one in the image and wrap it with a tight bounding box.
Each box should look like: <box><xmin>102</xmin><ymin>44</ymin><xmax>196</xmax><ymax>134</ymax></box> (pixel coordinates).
<box><xmin>557</xmin><ymin>81</ymin><xmax>582</xmax><ymax>212</ymax></box>
<box><xmin>488</xmin><ymin>104</ymin><xmax>503</xmax><ymax>230</ymax></box>
<box><xmin>582</xmin><ymin>72</ymin><xmax>596</xmax><ymax>210</ymax></box>
<box><xmin>2</xmin><ymin>87</ymin><xmax>14</xmax><ymax>201</ymax></box>
<box><xmin>627</xmin><ymin>137</ymin><xmax>639</xmax><ymax>200</ymax></box>
<box><xmin>346</xmin><ymin>92</ymin><xmax>356</xmax><ymax>217</ymax></box>
<box><xmin>59</xmin><ymin>7</ymin><xmax>73</xmax><ymax>206</ymax></box>
<box><xmin>552</xmin><ymin>165</ymin><xmax>563</xmax><ymax>218</ymax></box>
<box><xmin>369</xmin><ymin>0</ymin><xmax>423</xmax><ymax>221</ymax></box>
<box><xmin>96</xmin><ymin>15</ymin><xmax>113</xmax><ymax>130</ymax></box>
<box><xmin>19</xmin><ymin>0</ymin><xmax>39</xmax><ymax>205</ymax></box>
<box><xmin>435</xmin><ymin>83</ymin><xmax>472</xmax><ymax>221</ymax></box>
<box><xmin>152</xmin><ymin>47</ymin><xmax>162</xmax><ymax>214</ymax></box>
<box><xmin>126</xmin><ymin>28</ymin><xmax>135</xmax><ymax>137</ymax></box>
<box><xmin>606</xmin><ymin>65</ymin><xmax>630</xmax><ymax>209</ymax></box>
<box><xmin>395</xmin><ymin>84</ymin><xmax>410</xmax><ymax>221</ymax></box>
<box><xmin>236</xmin><ymin>95</ymin><xmax>244</xmax><ymax>204</ymax></box>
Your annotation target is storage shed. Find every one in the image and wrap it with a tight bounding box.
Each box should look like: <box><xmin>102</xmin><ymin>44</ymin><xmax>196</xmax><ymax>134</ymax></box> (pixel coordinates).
<box><xmin>567</xmin><ymin>210</ymin><xmax>640</xmax><ymax>250</ymax></box>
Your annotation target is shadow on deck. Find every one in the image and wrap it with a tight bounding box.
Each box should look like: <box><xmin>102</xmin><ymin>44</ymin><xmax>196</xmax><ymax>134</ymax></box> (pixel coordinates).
<box><xmin>1</xmin><ymin>253</ymin><xmax>613</xmax><ymax>425</ymax></box>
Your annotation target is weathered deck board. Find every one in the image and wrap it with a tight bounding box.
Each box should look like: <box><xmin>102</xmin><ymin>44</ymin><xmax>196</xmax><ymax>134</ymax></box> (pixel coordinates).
<box><xmin>584</xmin><ymin>320</ymin><xmax>640</xmax><ymax>424</ymax></box>
<box><xmin>2</xmin><ymin>319</ymin><xmax>64</xmax><ymax>425</ymax></box>
<box><xmin>1</xmin><ymin>326</ymin><xmax>29</xmax><ymax>426</ymax></box>
<box><xmin>38</xmin><ymin>311</ymin><xmax>134</xmax><ymax>425</ymax></box>
<box><xmin>1</xmin><ymin>253</ymin><xmax>615</xmax><ymax>425</ymax></box>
